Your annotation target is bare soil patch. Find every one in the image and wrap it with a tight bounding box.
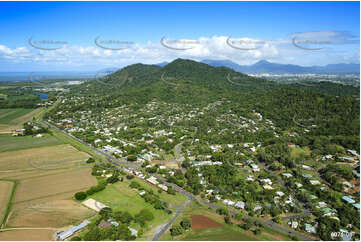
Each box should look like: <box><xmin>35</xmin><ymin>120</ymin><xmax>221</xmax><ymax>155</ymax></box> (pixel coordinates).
<box><xmin>190</xmin><ymin>214</ymin><xmax>222</xmax><ymax>230</ymax></box>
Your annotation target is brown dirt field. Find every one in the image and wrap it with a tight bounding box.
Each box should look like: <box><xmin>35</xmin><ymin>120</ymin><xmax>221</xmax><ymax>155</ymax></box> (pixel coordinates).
<box><xmin>8</xmin><ymin>199</ymin><xmax>95</xmax><ymax>228</ymax></box>
<box><xmin>190</xmin><ymin>214</ymin><xmax>222</xmax><ymax>230</ymax></box>
<box><xmin>150</xmin><ymin>160</ymin><xmax>179</xmax><ymax>169</ymax></box>
<box><xmin>14</xmin><ymin>168</ymin><xmax>97</xmax><ymax>202</ymax></box>
<box><xmin>0</xmin><ymin>229</ymin><xmax>54</xmax><ymax>241</ymax></box>
<box><xmin>0</xmin><ymin>144</ymin><xmax>90</xmax><ymax>172</ymax></box>
<box><xmin>0</xmin><ymin>181</ymin><xmax>13</xmax><ymax>221</ymax></box>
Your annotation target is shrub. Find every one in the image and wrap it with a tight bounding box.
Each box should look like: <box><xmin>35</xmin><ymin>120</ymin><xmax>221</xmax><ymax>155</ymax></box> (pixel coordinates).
<box><xmin>170</xmin><ymin>224</ymin><xmax>184</xmax><ymax>236</ymax></box>
<box><xmin>74</xmin><ymin>192</ymin><xmax>87</xmax><ymax>200</ymax></box>
<box><xmin>180</xmin><ymin>217</ymin><xmax>191</xmax><ymax>230</ymax></box>
<box><xmin>86</xmin><ymin>157</ymin><xmax>95</xmax><ymax>163</ymax></box>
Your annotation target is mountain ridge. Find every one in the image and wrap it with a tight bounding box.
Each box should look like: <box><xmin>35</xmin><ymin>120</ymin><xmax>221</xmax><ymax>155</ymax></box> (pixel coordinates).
<box><xmin>201</xmin><ymin>59</ymin><xmax>360</xmax><ymax>74</ymax></box>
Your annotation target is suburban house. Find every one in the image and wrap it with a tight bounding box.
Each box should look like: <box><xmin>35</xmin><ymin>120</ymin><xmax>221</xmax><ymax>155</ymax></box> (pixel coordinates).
<box><xmin>342</xmin><ymin>196</ymin><xmax>355</xmax><ymax>204</ymax></box>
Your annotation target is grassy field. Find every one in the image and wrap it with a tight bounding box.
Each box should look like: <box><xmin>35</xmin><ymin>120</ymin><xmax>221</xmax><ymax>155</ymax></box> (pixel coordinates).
<box><xmin>133</xmin><ymin>177</ymin><xmax>188</xmax><ymax>207</ymax></box>
<box><xmin>87</xmin><ymin>178</ymin><xmax>178</xmax><ymax>238</ymax></box>
<box><xmin>290</xmin><ymin>146</ymin><xmax>311</xmax><ymax>159</ymax></box>
<box><xmin>0</xmin><ymin>181</ymin><xmax>13</xmax><ymax>225</ymax></box>
<box><xmin>0</xmin><ymin>108</ymin><xmax>43</xmax><ymax>133</ymax></box>
<box><xmin>159</xmin><ymin>201</ymin><xmax>292</xmax><ymax>241</ymax></box>
<box><xmin>0</xmin><ymin>134</ymin><xmax>64</xmax><ymax>153</ymax></box>
<box><xmin>51</xmin><ymin>129</ymin><xmax>107</xmax><ymax>162</ymax></box>
<box><xmin>0</xmin><ymin>109</ymin><xmax>34</xmax><ymax>124</ymax></box>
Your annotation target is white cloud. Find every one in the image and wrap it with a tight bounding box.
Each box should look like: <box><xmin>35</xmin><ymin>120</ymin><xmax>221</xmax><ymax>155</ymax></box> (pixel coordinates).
<box><xmin>0</xmin><ymin>34</ymin><xmax>359</xmax><ymax>71</ymax></box>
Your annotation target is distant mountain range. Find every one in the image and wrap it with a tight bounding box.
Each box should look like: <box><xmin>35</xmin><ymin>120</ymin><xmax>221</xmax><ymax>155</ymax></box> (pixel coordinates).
<box><xmin>157</xmin><ymin>60</ymin><xmax>360</xmax><ymax>74</ymax></box>
<box><xmin>201</xmin><ymin>59</ymin><xmax>360</xmax><ymax>74</ymax></box>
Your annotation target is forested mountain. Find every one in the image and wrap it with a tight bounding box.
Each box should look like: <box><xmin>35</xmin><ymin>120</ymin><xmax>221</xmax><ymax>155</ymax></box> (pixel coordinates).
<box><xmin>69</xmin><ymin>59</ymin><xmax>359</xmax><ymax>143</ymax></box>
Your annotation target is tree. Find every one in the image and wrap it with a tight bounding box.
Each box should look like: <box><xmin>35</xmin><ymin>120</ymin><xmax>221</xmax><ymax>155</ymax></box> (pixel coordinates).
<box><xmin>224</xmin><ymin>215</ymin><xmax>232</xmax><ymax>224</ymax></box>
<box><xmin>84</xmin><ymin>227</ymin><xmax>101</xmax><ymax>241</ymax></box>
<box><xmin>170</xmin><ymin>224</ymin><xmax>184</xmax><ymax>236</ymax></box>
<box><xmin>127</xmin><ymin>155</ymin><xmax>137</xmax><ymax>162</ymax></box>
<box><xmin>167</xmin><ymin>187</ymin><xmax>176</xmax><ymax>195</ymax></box>
<box><xmin>216</xmin><ymin>207</ymin><xmax>229</xmax><ymax>215</ymax></box>
<box><xmin>86</xmin><ymin>157</ymin><xmax>95</xmax><ymax>163</ymax></box>
<box><xmin>180</xmin><ymin>217</ymin><xmax>191</xmax><ymax>230</ymax></box>
<box><xmin>135</xmin><ymin>209</ymin><xmax>154</xmax><ymax>226</ymax></box>
<box><xmin>74</xmin><ymin>191</ymin><xmax>87</xmax><ymax>200</ymax></box>
<box><xmin>107</xmin><ymin>176</ymin><xmax>119</xmax><ymax>184</ymax></box>
<box><xmin>113</xmin><ymin>211</ymin><xmax>133</xmax><ymax>224</ymax></box>
<box><xmin>273</xmin><ymin>216</ymin><xmax>281</xmax><ymax>224</ymax></box>
<box><xmin>99</xmin><ymin>207</ymin><xmax>112</xmax><ymax>219</ymax></box>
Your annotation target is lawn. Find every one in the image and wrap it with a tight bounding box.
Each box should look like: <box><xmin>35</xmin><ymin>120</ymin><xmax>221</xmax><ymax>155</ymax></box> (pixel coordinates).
<box><xmin>133</xmin><ymin>177</ymin><xmax>187</xmax><ymax>207</ymax></box>
<box><xmin>290</xmin><ymin>146</ymin><xmax>311</xmax><ymax>159</ymax></box>
<box><xmin>0</xmin><ymin>134</ymin><xmax>64</xmax><ymax>152</ymax></box>
<box><xmin>87</xmin><ymin>179</ymin><xmax>173</xmax><ymax>235</ymax></box>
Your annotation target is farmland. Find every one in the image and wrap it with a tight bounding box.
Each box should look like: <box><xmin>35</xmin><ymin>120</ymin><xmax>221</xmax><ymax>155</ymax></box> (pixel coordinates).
<box><xmin>14</xmin><ymin>168</ymin><xmax>97</xmax><ymax>203</ymax></box>
<box><xmin>0</xmin><ymin>108</ymin><xmax>43</xmax><ymax>133</ymax></box>
<box><xmin>0</xmin><ymin>144</ymin><xmax>90</xmax><ymax>174</ymax></box>
<box><xmin>0</xmin><ymin>132</ymin><xmax>98</xmax><ymax>240</ymax></box>
<box><xmin>0</xmin><ymin>134</ymin><xmax>64</xmax><ymax>153</ymax></box>
<box><xmin>8</xmin><ymin>199</ymin><xmax>95</xmax><ymax>228</ymax></box>
<box><xmin>0</xmin><ymin>229</ymin><xmax>54</xmax><ymax>241</ymax></box>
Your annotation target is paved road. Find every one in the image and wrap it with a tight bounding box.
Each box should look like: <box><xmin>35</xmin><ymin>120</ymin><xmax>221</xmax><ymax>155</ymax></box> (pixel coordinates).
<box><xmin>152</xmin><ymin>199</ymin><xmax>190</xmax><ymax>241</ymax></box>
<box><xmin>41</xmin><ymin>120</ymin><xmax>315</xmax><ymax>241</ymax></box>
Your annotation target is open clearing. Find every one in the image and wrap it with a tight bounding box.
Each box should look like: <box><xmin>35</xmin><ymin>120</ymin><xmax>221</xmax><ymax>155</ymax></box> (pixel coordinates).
<box><xmin>0</xmin><ymin>134</ymin><xmax>64</xmax><ymax>153</ymax></box>
<box><xmin>0</xmin><ymin>229</ymin><xmax>54</xmax><ymax>241</ymax></box>
<box><xmin>0</xmin><ymin>144</ymin><xmax>89</xmax><ymax>173</ymax></box>
<box><xmin>0</xmin><ymin>181</ymin><xmax>13</xmax><ymax>223</ymax></box>
<box><xmin>88</xmin><ymin>179</ymin><xmax>175</xmax><ymax>233</ymax></box>
<box><xmin>190</xmin><ymin>214</ymin><xmax>222</xmax><ymax>230</ymax></box>
<box><xmin>0</xmin><ymin>108</ymin><xmax>43</xmax><ymax>133</ymax></box>
<box><xmin>14</xmin><ymin>168</ymin><xmax>97</xmax><ymax>202</ymax></box>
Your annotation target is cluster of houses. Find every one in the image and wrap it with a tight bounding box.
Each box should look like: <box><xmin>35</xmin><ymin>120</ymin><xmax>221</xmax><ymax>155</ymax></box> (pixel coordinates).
<box><xmin>50</xmin><ymin>97</ymin><xmax>360</xmax><ymax>240</ymax></box>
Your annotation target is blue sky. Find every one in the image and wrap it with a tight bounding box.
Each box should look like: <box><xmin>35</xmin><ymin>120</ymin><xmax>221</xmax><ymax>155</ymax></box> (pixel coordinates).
<box><xmin>0</xmin><ymin>1</ymin><xmax>359</xmax><ymax>71</ymax></box>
